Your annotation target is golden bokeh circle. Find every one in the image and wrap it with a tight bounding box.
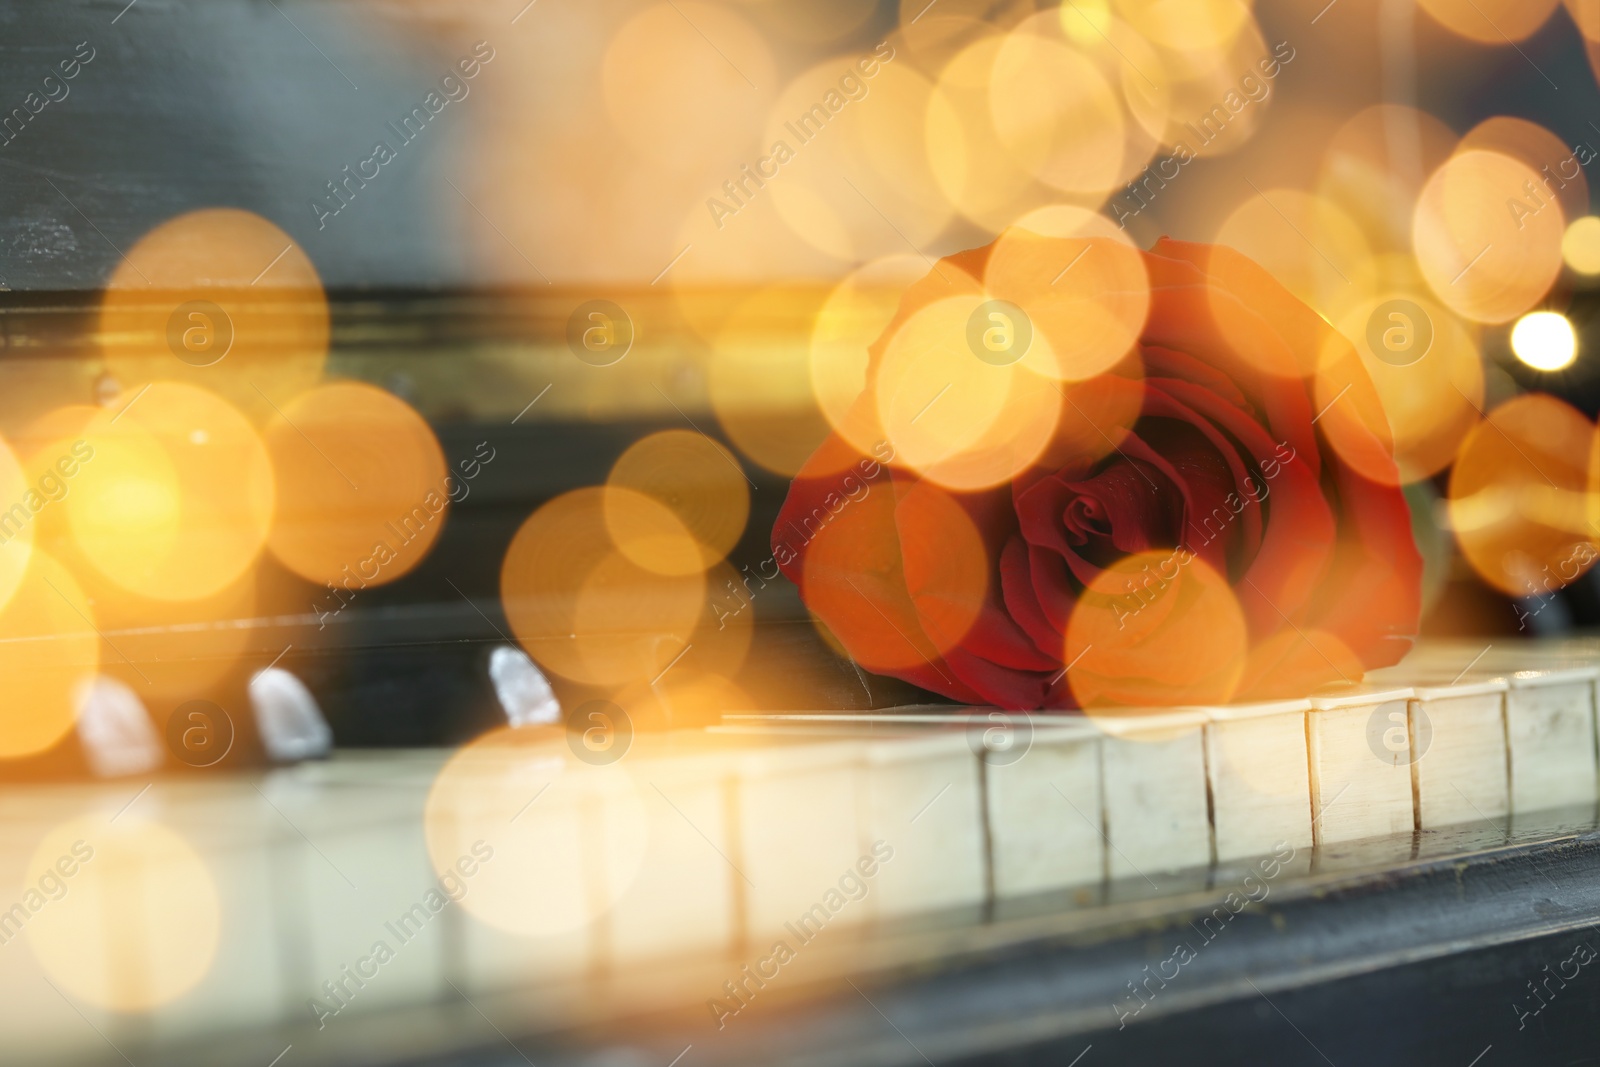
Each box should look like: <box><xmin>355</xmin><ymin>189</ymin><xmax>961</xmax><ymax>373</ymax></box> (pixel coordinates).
<box><xmin>424</xmin><ymin>727</ymin><xmax>648</xmax><ymax>937</ymax></box>
<box><xmin>0</xmin><ymin>552</ymin><xmax>99</xmax><ymax>760</ymax></box>
<box><xmin>1414</xmin><ymin>150</ymin><xmax>1565</xmax><ymax>324</ymax></box>
<box><xmin>98</xmin><ymin>209</ymin><xmax>328</xmax><ymax>423</ymax></box>
<box><xmin>1418</xmin><ymin>0</ymin><xmax>1558</xmax><ymax>44</ymax></box>
<box><xmin>709</xmin><ymin>286</ymin><xmax>836</xmax><ymax>476</ymax></box>
<box><xmin>25</xmin><ymin>816</ymin><xmax>220</xmax><ymax>1011</ymax></box>
<box><xmin>874</xmin><ymin>294</ymin><xmax>1061</xmax><ymax>490</ymax></box>
<box><xmin>810</xmin><ymin>254</ymin><xmax>928</xmax><ymax>457</ymax></box>
<box><xmin>1066</xmin><ymin>550</ymin><xmax>1248</xmax><ymax>709</ymax></box>
<box><xmin>501</xmin><ymin>488</ymin><xmax>704</xmax><ymax>687</ymax></box>
<box><xmin>67</xmin><ymin>383</ymin><xmax>273</xmax><ymax>602</ymax></box>
<box><xmin>606</xmin><ymin>429</ymin><xmax>750</xmax><ymax>572</ymax></box>
<box><xmin>264</xmin><ymin>381</ymin><xmax>449</xmax><ymax>588</ymax></box>
<box><xmin>1450</xmin><ymin>394</ymin><xmax>1595</xmax><ymax>598</ymax></box>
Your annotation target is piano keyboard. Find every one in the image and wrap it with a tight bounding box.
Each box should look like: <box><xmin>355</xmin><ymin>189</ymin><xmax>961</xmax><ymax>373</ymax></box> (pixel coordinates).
<box><xmin>3</xmin><ymin>640</ymin><xmax>1599</xmax><ymax>1064</ymax></box>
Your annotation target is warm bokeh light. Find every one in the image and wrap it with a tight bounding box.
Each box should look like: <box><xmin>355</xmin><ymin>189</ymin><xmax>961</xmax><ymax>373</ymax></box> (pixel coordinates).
<box><xmin>874</xmin><ymin>293</ymin><xmax>1062</xmax><ymax>489</ymax></box>
<box><xmin>988</xmin><ymin>25</ymin><xmax>1126</xmax><ymax>197</ymax></box>
<box><xmin>1146</xmin><ymin>10</ymin><xmax>1273</xmax><ymax>160</ymax></box>
<box><xmin>1449</xmin><ymin>393</ymin><xmax>1596</xmax><ymax>598</ymax></box>
<box><xmin>709</xmin><ymin>286</ymin><xmax>836</xmax><ymax>477</ymax></box>
<box><xmin>601</xmin><ymin>2</ymin><xmax>776</xmax><ymax>170</ymax></box>
<box><xmin>763</xmin><ymin>56</ymin><xmax>951</xmax><ymax>262</ymax></box>
<box><xmin>926</xmin><ymin>31</ymin><xmax>1055</xmax><ymax>234</ymax></box>
<box><xmin>1214</xmin><ymin>188</ymin><xmax>1374</xmax><ymax>323</ymax></box>
<box><xmin>1511</xmin><ymin>311</ymin><xmax>1579</xmax><ymax>372</ymax></box>
<box><xmin>424</xmin><ymin>727</ymin><xmax>647</xmax><ymax>936</ymax></box>
<box><xmin>1113</xmin><ymin>0</ymin><xmax>1252</xmax><ymax>52</ymax></box>
<box><xmin>25</xmin><ymin>816</ymin><xmax>220</xmax><ymax>1011</ymax></box>
<box><xmin>1319</xmin><ymin>104</ymin><xmax>1459</xmax><ymax>254</ymax></box>
<box><xmin>0</xmin><ymin>429</ymin><xmax>37</xmax><ymax>620</ymax></box>
<box><xmin>264</xmin><ymin>380</ymin><xmax>448</xmax><ymax>587</ymax></box>
<box><xmin>1066</xmin><ymin>550</ymin><xmax>1248</xmax><ymax>709</ymax></box>
<box><xmin>985</xmin><ymin>216</ymin><xmax>1151</xmax><ymax>382</ymax></box>
<box><xmin>606</xmin><ymin>429</ymin><xmax>750</xmax><ymax>572</ymax></box>
<box><xmin>600</xmin><ymin>484</ymin><xmax>708</xmax><ymax>579</ymax></box>
<box><xmin>97</xmin><ymin>208</ymin><xmax>328</xmax><ymax>423</ymax></box>
<box><xmin>501</xmin><ymin>487</ymin><xmax>703</xmax><ymax>686</ymax></box>
<box><xmin>1414</xmin><ymin>150</ymin><xmax>1565</xmax><ymax>324</ymax></box>
<box><xmin>810</xmin><ymin>254</ymin><xmax>925</xmax><ymax>457</ymax></box>
<box><xmin>0</xmin><ymin>552</ymin><xmax>99</xmax><ymax>760</ymax></box>
<box><xmin>797</xmin><ymin>477</ymin><xmax>984</xmax><ymax>672</ymax></box>
<box><xmin>67</xmin><ymin>382</ymin><xmax>273</xmax><ymax>602</ymax></box>
<box><xmin>1240</xmin><ymin>628</ymin><xmax>1364</xmax><ymax>700</ymax></box>
<box><xmin>1328</xmin><ymin>290</ymin><xmax>1483</xmax><ymax>483</ymax></box>
<box><xmin>1458</xmin><ymin>117</ymin><xmax>1588</xmax><ymax>225</ymax></box>
<box><xmin>613</xmin><ymin>670</ymin><xmax>752</xmax><ymax>730</ymax></box>
<box><xmin>1563</xmin><ymin>215</ymin><xmax>1600</xmax><ymax>274</ymax></box>
<box><xmin>1418</xmin><ymin>0</ymin><xmax>1559</xmax><ymax>44</ymax></box>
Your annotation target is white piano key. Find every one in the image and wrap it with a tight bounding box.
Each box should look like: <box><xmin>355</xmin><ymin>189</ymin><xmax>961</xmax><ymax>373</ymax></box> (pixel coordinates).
<box><xmin>427</xmin><ymin>738</ymin><xmax>622</xmax><ymax>993</ymax></box>
<box><xmin>1306</xmin><ymin>686</ymin><xmax>1416</xmax><ymax>848</ymax></box>
<box><xmin>1408</xmin><ymin>678</ymin><xmax>1509</xmax><ymax>829</ymax></box>
<box><xmin>859</xmin><ymin>731</ymin><xmax>985</xmax><ymax>920</ymax></box>
<box><xmin>262</xmin><ymin>772</ymin><xmax>447</xmax><ymax>1023</ymax></box>
<box><xmin>1200</xmin><ymin>699</ymin><xmax>1313</xmax><ymax>862</ymax></box>
<box><xmin>607</xmin><ymin>736</ymin><xmax>737</xmax><ymax>967</ymax></box>
<box><xmin>0</xmin><ymin>790</ymin><xmax>119</xmax><ymax>1061</ymax></box>
<box><xmin>1099</xmin><ymin>711</ymin><xmax>1210</xmax><ymax>879</ymax></box>
<box><xmin>727</xmin><ymin>737</ymin><xmax>866</xmax><ymax>943</ymax></box>
<box><xmin>983</xmin><ymin>720</ymin><xmax>1102</xmax><ymax>898</ymax></box>
<box><xmin>456</xmin><ymin>906</ymin><xmax>591</xmax><ymax>996</ymax></box>
<box><xmin>1505</xmin><ymin>667</ymin><xmax>1599</xmax><ymax>813</ymax></box>
<box><xmin>142</xmin><ymin>783</ymin><xmax>296</xmax><ymax>1038</ymax></box>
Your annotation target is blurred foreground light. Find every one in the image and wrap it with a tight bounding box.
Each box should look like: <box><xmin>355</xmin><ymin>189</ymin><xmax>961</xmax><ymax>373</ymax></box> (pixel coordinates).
<box><xmin>26</xmin><ymin>816</ymin><xmax>219</xmax><ymax>1012</ymax></box>
<box><xmin>1563</xmin><ymin>216</ymin><xmax>1600</xmax><ymax>275</ymax></box>
<box><xmin>1511</xmin><ymin>311</ymin><xmax>1577</xmax><ymax>372</ymax></box>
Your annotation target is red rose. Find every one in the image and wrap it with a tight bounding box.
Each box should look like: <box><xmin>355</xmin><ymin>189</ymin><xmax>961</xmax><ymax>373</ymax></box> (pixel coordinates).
<box><xmin>773</xmin><ymin>234</ymin><xmax>1423</xmax><ymax>710</ymax></box>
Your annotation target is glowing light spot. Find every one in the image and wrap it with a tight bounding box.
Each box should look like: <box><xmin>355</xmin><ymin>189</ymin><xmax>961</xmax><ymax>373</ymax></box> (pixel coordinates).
<box><xmin>1511</xmin><ymin>311</ymin><xmax>1577</xmax><ymax>372</ymax></box>
<box><xmin>1066</xmin><ymin>550</ymin><xmax>1248</xmax><ymax>711</ymax></box>
<box><xmin>1563</xmin><ymin>216</ymin><xmax>1600</xmax><ymax>275</ymax></box>
<box><xmin>501</xmin><ymin>488</ymin><xmax>703</xmax><ymax>687</ymax></box>
<box><xmin>606</xmin><ymin>429</ymin><xmax>749</xmax><ymax>573</ymax></box>
<box><xmin>425</xmin><ymin>728</ymin><xmax>648</xmax><ymax>937</ymax></box>
<box><xmin>25</xmin><ymin>817</ymin><xmax>220</xmax><ymax>1011</ymax></box>
<box><xmin>265</xmin><ymin>381</ymin><xmax>448</xmax><ymax>588</ymax></box>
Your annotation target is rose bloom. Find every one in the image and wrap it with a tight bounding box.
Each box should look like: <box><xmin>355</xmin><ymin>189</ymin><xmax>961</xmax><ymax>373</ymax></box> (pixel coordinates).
<box><xmin>773</xmin><ymin>235</ymin><xmax>1423</xmax><ymax>710</ymax></box>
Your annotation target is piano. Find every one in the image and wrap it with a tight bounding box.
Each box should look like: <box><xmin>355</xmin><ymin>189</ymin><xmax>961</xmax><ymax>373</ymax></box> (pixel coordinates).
<box><xmin>4</xmin><ymin>638</ymin><xmax>1600</xmax><ymax>1066</ymax></box>
<box><xmin>7</xmin><ymin>1</ymin><xmax>1600</xmax><ymax>1065</ymax></box>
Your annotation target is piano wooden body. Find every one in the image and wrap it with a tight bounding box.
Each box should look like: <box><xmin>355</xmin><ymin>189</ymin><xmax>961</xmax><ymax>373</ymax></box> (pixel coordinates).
<box><xmin>5</xmin><ymin>639</ymin><xmax>1600</xmax><ymax>1067</ymax></box>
